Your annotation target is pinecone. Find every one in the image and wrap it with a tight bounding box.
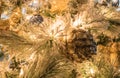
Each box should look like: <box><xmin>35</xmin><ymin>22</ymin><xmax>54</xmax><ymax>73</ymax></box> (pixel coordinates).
<box><xmin>112</xmin><ymin>0</ymin><xmax>119</xmax><ymax>7</ymax></box>
<box><xmin>8</xmin><ymin>0</ymin><xmax>32</xmax><ymax>6</ymax></box>
<box><xmin>9</xmin><ymin>57</ymin><xmax>20</xmax><ymax>70</ymax></box>
<box><xmin>29</xmin><ymin>14</ymin><xmax>43</xmax><ymax>24</ymax></box>
<box><xmin>65</xmin><ymin>28</ymin><xmax>96</xmax><ymax>62</ymax></box>
<box><xmin>96</xmin><ymin>0</ymin><xmax>119</xmax><ymax>7</ymax></box>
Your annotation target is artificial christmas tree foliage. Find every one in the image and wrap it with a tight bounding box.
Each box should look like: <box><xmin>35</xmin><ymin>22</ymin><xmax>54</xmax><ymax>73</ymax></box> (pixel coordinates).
<box><xmin>49</xmin><ymin>0</ymin><xmax>69</xmax><ymax>12</ymax></box>
<box><xmin>9</xmin><ymin>7</ymin><xmax>22</xmax><ymax>30</ymax></box>
<box><xmin>0</xmin><ymin>0</ymin><xmax>120</xmax><ymax>78</ymax></box>
<box><xmin>0</xmin><ymin>20</ymin><xmax>9</xmax><ymax>30</ymax></box>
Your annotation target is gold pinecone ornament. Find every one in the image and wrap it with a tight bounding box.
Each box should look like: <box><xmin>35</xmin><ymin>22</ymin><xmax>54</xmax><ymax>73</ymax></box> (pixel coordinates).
<box><xmin>64</xmin><ymin>28</ymin><xmax>96</xmax><ymax>62</ymax></box>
